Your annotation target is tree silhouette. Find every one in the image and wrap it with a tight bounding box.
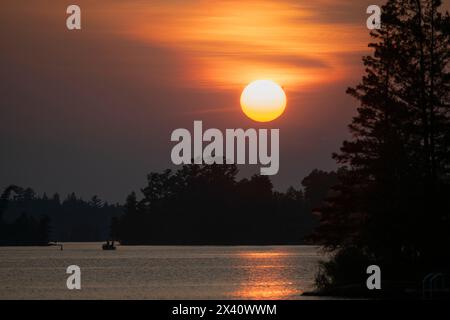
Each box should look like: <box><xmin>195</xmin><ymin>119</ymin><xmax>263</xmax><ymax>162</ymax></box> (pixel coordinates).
<box><xmin>301</xmin><ymin>169</ymin><xmax>339</xmax><ymax>209</ymax></box>
<box><xmin>111</xmin><ymin>164</ymin><xmax>335</xmax><ymax>245</ymax></box>
<box><xmin>313</xmin><ymin>0</ymin><xmax>450</xmax><ymax>294</ymax></box>
<box><xmin>0</xmin><ymin>185</ymin><xmax>122</xmax><ymax>244</ymax></box>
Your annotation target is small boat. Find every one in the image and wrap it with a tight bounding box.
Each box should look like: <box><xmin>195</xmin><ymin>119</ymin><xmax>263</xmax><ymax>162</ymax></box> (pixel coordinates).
<box><xmin>102</xmin><ymin>240</ymin><xmax>116</xmax><ymax>250</ymax></box>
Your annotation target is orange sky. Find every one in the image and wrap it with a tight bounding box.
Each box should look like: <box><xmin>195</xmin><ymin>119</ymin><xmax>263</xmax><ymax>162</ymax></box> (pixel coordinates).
<box><xmin>127</xmin><ymin>0</ymin><xmax>367</xmax><ymax>88</ymax></box>
<box><xmin>2</xmin><ymin>0</ymin><xmax>448</xmax><ymax>201</ymax></box>
<box><xmin>86</xmin><ymin>0</ymin><xmax>378</xmax><ymax>89</ymax></box>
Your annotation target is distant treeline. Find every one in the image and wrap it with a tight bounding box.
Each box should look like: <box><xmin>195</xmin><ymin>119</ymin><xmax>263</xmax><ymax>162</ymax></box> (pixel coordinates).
<box><xmin>1</xmin><ymin>167</ymin><xmax>338</xmax><ymax>245</ymax></box>
<box><xmin>0</xmin><ymin>186</ymin><xmax>122</xmax><ymax>244</ymax></box>
<box><xmin>111</xmin><ymin>164</ymin><xmax>338</xmax><ymax>245</ymax></box>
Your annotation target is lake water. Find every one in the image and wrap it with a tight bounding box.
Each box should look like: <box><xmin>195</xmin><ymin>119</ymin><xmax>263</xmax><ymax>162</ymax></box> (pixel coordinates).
<box><xmin>0</xmin><ymin>243</ymin><xmax>328</xmax><ymax>299</ymax></box>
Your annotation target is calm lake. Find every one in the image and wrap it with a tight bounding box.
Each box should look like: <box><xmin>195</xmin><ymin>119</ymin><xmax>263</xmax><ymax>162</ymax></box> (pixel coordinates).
<box><xmin>0</xmin><ymin>243</ymin><xmax>328</xmax><ymax>299</ymax></box>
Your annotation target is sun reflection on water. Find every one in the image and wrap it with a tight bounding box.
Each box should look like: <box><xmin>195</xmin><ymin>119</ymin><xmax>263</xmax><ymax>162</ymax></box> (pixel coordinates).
<box><xmin>232</xmin><ymin>249</ymin><xmax>304</xmax><ymax>299</ymax></box>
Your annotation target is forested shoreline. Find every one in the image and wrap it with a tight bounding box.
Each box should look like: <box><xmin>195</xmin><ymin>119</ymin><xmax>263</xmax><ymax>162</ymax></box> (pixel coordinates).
<box><xmin>0</xmin><ymin>168</ymin><xmax>338</xmax><ymax>246</ymax></box>
<box><xmin>0</xmin><ymin>186</ymin><xmax>122</xmax><ymax>245</ymax></box>
<box><xmin>111</xmin><ymin>165</ymin><xmax>338</xmax><ymax>245</ymax></box>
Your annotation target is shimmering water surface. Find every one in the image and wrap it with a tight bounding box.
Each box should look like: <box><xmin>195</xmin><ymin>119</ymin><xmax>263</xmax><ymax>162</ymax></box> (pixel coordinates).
<box><xmin>0</xmin><ymin>243</ymin><xmax>327</xmax><ymax>299</ymax></box>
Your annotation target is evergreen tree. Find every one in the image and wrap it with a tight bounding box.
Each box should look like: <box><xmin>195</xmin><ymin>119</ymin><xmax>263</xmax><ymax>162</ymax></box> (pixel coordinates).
<box><xmin>313</xmin><ymin>0</ymin><xmax>450</xmax><ymax>293</ymax></box>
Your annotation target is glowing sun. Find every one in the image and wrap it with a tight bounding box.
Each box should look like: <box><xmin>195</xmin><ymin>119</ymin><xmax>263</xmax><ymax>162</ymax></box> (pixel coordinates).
<box><xmin>240</xmin><ymin>80</ymin><xmax>287</xmax><ymax>122</ymax></box>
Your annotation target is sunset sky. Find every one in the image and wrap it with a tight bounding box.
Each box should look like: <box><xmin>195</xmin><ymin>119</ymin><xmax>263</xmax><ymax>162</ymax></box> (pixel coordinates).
<box><xmin>1</xmin><ymin>0</ymin><xmax>417</xmax><ymax>201</ymax></box>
